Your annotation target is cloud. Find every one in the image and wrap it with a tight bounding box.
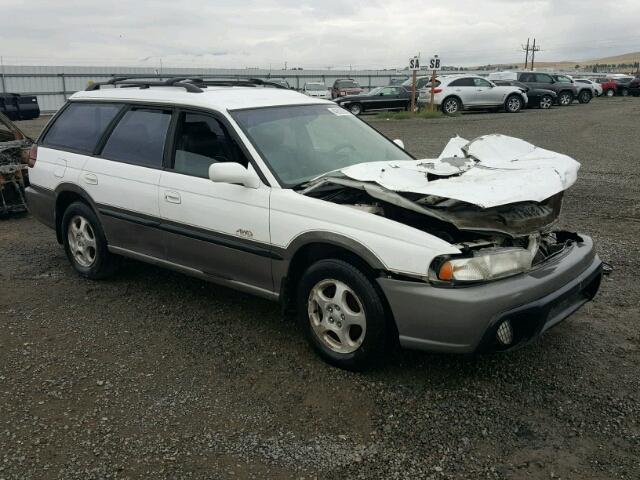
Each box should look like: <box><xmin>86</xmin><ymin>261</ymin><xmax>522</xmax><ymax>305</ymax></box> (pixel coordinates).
<box><xmin>1</xmin><ymin>0</ymin><xmax>638</xmax><ymax>67</ymax></box>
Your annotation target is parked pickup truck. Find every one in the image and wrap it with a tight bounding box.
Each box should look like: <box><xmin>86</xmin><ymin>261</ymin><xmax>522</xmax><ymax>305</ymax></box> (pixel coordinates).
<box><xmin>0</xmin><ymin>94</ymin><xmax>40</xmax><ymax>121</ymax></box>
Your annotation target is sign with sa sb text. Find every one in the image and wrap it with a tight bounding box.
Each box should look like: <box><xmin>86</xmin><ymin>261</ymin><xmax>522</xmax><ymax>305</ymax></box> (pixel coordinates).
<box><xmin>429</xmin><ymin>56</ymin><xmax>441</xmax><ymax>71</ymax></box>
<box><xmin>409</xmin><ymin>56</ymin><xmax>420</xmax><ymax>71</ymax></box>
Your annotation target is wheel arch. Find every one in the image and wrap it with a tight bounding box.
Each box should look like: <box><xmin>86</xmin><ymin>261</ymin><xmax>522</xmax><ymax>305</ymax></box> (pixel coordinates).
<box><xmin>277</xmin><ymin>234</ymin><xmax>397</xmax><ymax>337</ymax></box>
<box><xmin>53</xmin><ymin>183</ymin><xmax>98</xmax><ymax>244</ymax></box>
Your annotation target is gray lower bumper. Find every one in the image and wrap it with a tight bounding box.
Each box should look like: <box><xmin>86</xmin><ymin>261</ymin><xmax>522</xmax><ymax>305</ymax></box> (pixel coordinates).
<box><xmin>25</xmin><ymin>185</ymin><xmax>56</xmax><ymax>230</ymax></box>
<box><xmin>378</xmin><ymin>235</ymin><xmax>602</xmax><ymax>354</ymax></box>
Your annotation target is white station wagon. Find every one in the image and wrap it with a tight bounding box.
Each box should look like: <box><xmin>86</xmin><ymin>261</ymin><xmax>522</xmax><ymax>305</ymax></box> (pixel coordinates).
<box><xmin>26</xmin><ymin>77</ymin><xmax>602</xmax><ymax>370</ymax></box>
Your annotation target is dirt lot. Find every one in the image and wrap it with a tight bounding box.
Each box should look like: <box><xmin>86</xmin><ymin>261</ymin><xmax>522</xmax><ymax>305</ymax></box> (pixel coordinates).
<box><xmin>1</xmin><ymin>99</ymin><xmax>639</xmax><ymax>479</ymax></box>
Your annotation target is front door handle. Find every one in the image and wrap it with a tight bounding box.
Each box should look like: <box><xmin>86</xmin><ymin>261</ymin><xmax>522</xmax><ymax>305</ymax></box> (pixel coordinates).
<box><xmin>83</xmin><ymin>172</ymin><xmax>98</xmax><ymax>185</ymax></box>
<box><xmin>164</xmin><ymin>191</ymin><xmax>181</xmax><ymax>204</ymax></box>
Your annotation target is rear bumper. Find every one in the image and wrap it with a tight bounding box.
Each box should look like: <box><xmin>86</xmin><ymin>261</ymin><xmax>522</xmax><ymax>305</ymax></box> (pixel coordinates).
<box><xmin>25</xmin><ymin>185</ymin><xmax>56</xmax><ymax>229</ymax></box>
<box><xmin>378</xmin><ymin>235</ymin><xmax>602</xmax><ymax>354</ymax></box>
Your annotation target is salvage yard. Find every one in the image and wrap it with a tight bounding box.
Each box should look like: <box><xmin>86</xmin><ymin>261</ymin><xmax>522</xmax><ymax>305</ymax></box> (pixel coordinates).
<box><xmin>1</xmin><ymin>98</ymin><xmax>639</xmax><ymax>479</ymax></box>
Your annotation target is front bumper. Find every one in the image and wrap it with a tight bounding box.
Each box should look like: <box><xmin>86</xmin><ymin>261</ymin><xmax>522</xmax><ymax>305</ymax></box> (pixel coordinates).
<box><xmin>378</xmin><ymin>235</ymin><xmax>602</xmax><ymax>354</ymax></box>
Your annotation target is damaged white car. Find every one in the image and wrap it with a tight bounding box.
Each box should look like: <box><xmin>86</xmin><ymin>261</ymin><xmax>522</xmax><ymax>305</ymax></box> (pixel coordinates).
<box><xmin>26</xmin><ymin>79</ymin><xmax>603</xmax><ymax>370</ymax></box>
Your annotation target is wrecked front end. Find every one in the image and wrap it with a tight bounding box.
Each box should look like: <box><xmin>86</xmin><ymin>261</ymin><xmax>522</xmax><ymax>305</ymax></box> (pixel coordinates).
<box><xmin>302</xmin><ymin>134</ymin><xmax>603</xmax><ymax>352</ymax></box>
<box><xmin>0</xmin><ymin>112</ymin><xmax>32</xmax><ymax>216</ymax></box>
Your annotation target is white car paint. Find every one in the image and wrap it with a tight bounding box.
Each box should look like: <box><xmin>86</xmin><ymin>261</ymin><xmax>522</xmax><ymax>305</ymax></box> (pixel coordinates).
<box><xmin>418</xmin><ymin>75</ymin><xmax>527</xmax><ymax>109</ymax></box>
<box><xmin>334</xmin><ymin>135</ymin><xmax>580</xmax><ymax>208</ymax></box>
<box><xmin>302</xmin><ymin>82</ymin><xmax>331</xmax><ymax>99</ymax></box>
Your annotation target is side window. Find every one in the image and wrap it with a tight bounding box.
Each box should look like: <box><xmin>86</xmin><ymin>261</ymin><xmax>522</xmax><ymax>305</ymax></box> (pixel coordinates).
<box><xmin>380</xmin><ymin>87</ymin><xmax>398</xmax><ymax>96</ymax></box>
<box><xmin>101</xmin><ymin>107</ymin><xmax>171</xmax><ymax>168</ymax></box>
<box><xmin>43</xmin><ymin>102</ymin><xmax>121</xmax><ymax>153</ymax></box>
<box><xmin>519</xmin><ymin>73</ymin><xmax>535</xmax><ymax>82</ymax></box>
<box><xmin>535</xmin><ymin>74</ymin><xmax>553</xmax><ymax>83</ymax></box>
<box><xmin>449</xmin><ymin>78</ymin><xmax>474</xmax><ymax>87</ymax></box>
<box><xmin>172</xmin><ymin>112</ymin><xmax>248</xmax><ymax>178</ymax></box>
<box><xmin>473</xmin><ymin>78</ymin><xmax>492</xmax><ymax>87</ymax></box>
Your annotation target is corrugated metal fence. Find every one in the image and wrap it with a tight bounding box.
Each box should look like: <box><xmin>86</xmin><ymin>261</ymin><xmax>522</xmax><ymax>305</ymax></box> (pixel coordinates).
<box><xmin>0</xmin><ymin>65</ymin><xmax>413</xmax><ymax>112</ymax></box>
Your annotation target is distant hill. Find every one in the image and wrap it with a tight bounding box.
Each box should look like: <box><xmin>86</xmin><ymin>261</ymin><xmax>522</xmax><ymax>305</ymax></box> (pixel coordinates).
<box><xmin>473</xmin><ymin>51</ymin><xmax>640</xmax><ymax>72</ymax></box>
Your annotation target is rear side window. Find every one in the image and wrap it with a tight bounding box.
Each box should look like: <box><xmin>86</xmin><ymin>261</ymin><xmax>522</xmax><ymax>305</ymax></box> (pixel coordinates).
<box><xmin>43</xmin><ymin>103</ymin><xmax>121</xmax><ymax>153</ymax></box>
<box><xmin>101</xmin><ymin>108</ymin><xmax>172</xmax><ymax>168</ymax></box>
<box><xmin>449</xmin><ymin>78</ymin><xmax>474</xmax><ymax>87</ymax></box>
<box><xmin>518</xmin><ymin>73</ymin><xmax>536</xmax><ymax>82</ymax></box>
<box><xmin>535</xmin><ymin>74</ymin><xmax>553</xmax><ymax>83</ymax></box>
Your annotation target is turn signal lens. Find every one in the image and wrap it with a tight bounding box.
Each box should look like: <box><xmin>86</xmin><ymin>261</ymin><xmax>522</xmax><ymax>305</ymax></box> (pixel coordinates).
<box><xmin>438</xmin><ymin>261</ymin><xmax>454</xmax><ymax>281</ymax></box>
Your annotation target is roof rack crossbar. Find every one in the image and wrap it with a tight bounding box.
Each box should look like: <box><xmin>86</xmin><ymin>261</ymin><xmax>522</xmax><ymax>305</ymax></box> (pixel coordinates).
<box><xmin>85</xmin><ymin>77</ymin><xmax>203</xmax><ymax>93</ymax></box>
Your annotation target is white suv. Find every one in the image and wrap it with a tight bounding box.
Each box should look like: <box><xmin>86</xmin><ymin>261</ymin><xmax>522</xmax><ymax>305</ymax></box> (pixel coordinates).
<box><xmin>418</xmin><ymin>75</ymin><xmax>528</xmax><ymax>114</ymax></box>
<box><xmin>26</xmin><ymin>77</ymin><xmax>602</xmax><ymax>370</ymax></box>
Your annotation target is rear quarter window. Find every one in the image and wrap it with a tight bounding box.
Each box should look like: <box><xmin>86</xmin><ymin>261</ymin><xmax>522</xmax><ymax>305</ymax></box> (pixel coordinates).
<box><xmin>101</xmin><ymin>108</ymin><xmax>172</xmax><ymax>168</ymax></box>
<box><xmin>43</xmin><ymin>102</ymin><xmax>122</xmax><ymax>153</ymax></box>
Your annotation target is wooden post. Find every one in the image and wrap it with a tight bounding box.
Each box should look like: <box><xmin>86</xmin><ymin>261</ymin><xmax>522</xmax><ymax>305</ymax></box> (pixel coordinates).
<box><xmin>410</xmin><ymin>69</ymin><xmax>417</xmax><ymax>112</ymax></box>
<box><xmin>429</xmin><ymin>69</ymin><xmax>436</xmax><ymax>112</ymax></box>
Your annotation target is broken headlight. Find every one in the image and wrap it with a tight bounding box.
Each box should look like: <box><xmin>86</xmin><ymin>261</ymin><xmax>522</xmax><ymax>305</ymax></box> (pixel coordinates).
<box><xmin>430</xmin><ymin>247</ymin><xmax>534</xmax><ymax>284</ymax></box>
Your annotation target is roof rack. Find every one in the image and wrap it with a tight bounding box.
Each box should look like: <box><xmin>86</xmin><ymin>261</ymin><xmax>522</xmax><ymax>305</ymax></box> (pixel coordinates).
<box><xmin>85</xmin><ymin>76</ymin><xmax>289</xmax><ymax>93</ymax></box>
<box><xmin>86</xmin><ymin>77</ymin><xmax>203</xmax><ymax>93</ymax></box>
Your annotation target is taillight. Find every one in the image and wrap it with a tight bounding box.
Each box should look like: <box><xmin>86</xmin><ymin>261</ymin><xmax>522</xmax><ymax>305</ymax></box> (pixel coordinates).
<box><xmin>28</xmin><ymin>144</ymin><xmax>38</xmax><ymax>167</ymax></box>
<box><xmin>432</xmin><ymin>88</ymin><xmax>443</xmax><ymax>93</ymax></box>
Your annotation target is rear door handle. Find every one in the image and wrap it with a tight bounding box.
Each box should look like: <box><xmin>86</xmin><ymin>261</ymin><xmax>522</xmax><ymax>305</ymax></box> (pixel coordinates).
<box><xmin>164</xmin><ymin>191</ymin><xmax>181</xmax><ymax>204</ymax></box>
<box><xmin>83</xmin><ymin>172</ymin><xmax>98</xmax><ymax>185</ymax></box>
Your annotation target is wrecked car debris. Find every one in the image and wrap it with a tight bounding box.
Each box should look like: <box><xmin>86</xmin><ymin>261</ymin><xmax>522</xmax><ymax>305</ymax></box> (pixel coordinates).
<box><xmin>0</xmin><ymin>112</ymin><xmax>32</xmax><ymax>216</ymax></box>
<box><xmin>302</xmin><ymin>134</ymin><xmax>580</xmax><ymax>237</ymax></box>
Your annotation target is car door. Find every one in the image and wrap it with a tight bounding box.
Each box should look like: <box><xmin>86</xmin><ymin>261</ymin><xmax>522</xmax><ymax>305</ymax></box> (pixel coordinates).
<box><xmin>472</xmin><ymin>78</ymin><xmax>501</xmax><ymax>105</ymax></box>
<box><xmin>534</xmin><ymin>73</ymin><xmax>556</xmax><ymax>93</ymax></box>
<box><xmin>448</xmin><ymin>78</ymin><xmax>477</xmax><ymax>105</ymax></box>
<box><xmin>378</xmin><ymin>86</ymin><xmax>403</xmax><ymax>109</ymax></box>
<box><xmin>158</xmin><ymin>110</ymin><xmax>273</xmax><ymax>293</ymax></box>
<box><xmin>83</xmin><ymin>105</ymin><xmax>172</xmax><ymax>258</ymax></box>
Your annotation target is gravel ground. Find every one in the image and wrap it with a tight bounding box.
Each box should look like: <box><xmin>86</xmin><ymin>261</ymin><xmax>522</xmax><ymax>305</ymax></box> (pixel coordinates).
<box><xmin>1</xmin><ymin>98</ymin><xmax>638</xmax><ymax>479</ymax></box>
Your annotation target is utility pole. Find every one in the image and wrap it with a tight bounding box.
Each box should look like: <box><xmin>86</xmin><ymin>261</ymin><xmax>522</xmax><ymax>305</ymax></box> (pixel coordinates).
<box><xmin>0</xmin><ymin>56</ymin><xmax>5</xmax><ymax>94</ymax></box>
<box><xmin>522</xmin><ymin>38</ymin><xmax>530</xmax><ymax>69</ymax></box>
<box><xmin>530</xmin><ymin>38</ymin><xmax>541</xmax><ymax>70</ymax></box>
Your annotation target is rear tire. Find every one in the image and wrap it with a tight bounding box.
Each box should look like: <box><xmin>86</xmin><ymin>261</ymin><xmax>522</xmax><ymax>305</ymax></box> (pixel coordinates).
<box><xmin>61</xmin><ymin>202</ymin><xmax>116</xmax><ymax>280</ymax></box>
<box><xmin>505</xmin><ymin>94</ymin><xmax>523</xmax><ymax>113</ymax></box>
<box><xmin>441</xmin><ymin>97</ymin><xmax>461</xmax><ymax>115</ymax></box>
<box><xmin>558</xmin><ymin>91</ymin><xmax>573</xmax><ymax>106</ymax></box>
<box><xmin>539</xmin><ymin>94</ymin><xmax>553</xmax><ymax>109</ymax></box>
<box><xmin>297</xmin><ymin>259</ymin><xmax>388</xmax><ymax>371</ymax></box>
<box><xmin>605</xmin><ymin>89</ymin><xmax>615</xmax><ymax>97</ymax></box>
<box><xmin>578</xmin><ymin>90</ymin><xmax>592</xmax><ymax>104</ymax></box>
<box><xmin>348</xmin><ymin>103</ymin><xmax>363</xmax><ymax>115</ymax></box>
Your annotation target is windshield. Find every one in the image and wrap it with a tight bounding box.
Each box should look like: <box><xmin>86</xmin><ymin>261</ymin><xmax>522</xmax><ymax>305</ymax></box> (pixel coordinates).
<box><xmin>336</xmin><ymin>80</ymin><xmax>359</xmax><ymax>88</ymax></box>
<box><xmin>231</xmin><ymin>105</ymin><xmax>412</xmax><ymax>187</ymax></box>
<box><xmin>305</xmin><ymin>84</ymin><xmax>326</xmax><ymax>91</ymax></box>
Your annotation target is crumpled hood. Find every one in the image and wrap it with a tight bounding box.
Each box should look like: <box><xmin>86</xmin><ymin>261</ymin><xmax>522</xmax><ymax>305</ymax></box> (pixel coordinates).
<box><xmin>338</xmin><ymin>134</ymin><xmax>580</xmax><ymax>209</ymax></box>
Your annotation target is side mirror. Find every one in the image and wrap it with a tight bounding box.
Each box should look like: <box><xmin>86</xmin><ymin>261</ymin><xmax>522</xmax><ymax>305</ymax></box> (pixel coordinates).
<box><xmin>209</xmin><ymin>162</ymin><xmax>261</xmax><ymax>189</ymax></box>
<box><xmin>393</xmin><ymin>139</ymin><xmax>405</xmax><ymax>149</ymax></box>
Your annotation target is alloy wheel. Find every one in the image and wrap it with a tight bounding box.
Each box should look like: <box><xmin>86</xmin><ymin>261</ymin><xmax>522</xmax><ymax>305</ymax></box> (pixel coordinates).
<box><xmin>540</xmin><ymin>95</ymin><xmax>553</xmax><ymax>109</ymax></box>
<box><xmin>443</xmin><ymin>99</ymin><xmax>459</xmax><ymax>114</ymax></box>
<box><xmin>507</xmin><ymin>96</ymin><xmax>522</xmax><ymax>112</ymax></box>
<box><xmin>67</xmin><ymin>215</ymin><xmax>97</xmax><ymax>267</ymax></box>
<box><xmin>559</xmin><ymin>93</ymin><xmax>572</xmax><ymax>105</ymax></box>
<box><xmin>349</xmin><ymin>104</ymin><xmax>362</xmax><ymax>115</ymax></box>
<box><xmin>307</xmin><ymin>279</ymin><xmax>366</xmax><ymax>354</ymax></box>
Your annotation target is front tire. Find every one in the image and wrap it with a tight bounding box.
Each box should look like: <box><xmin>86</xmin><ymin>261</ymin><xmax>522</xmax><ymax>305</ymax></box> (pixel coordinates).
<box><xmin>297</xmin><ymin>259</ymin><xmax>388</xmax><ymax>371</ymax></box>
<box><xmin>558</xmin><ymin>91</ymin><xmax>573</xmax><ymax>106</ymax></box>
<box><xmin>61</xmin><ymin>201</ymin><xmax>116</xmax><ymax>279</ymax></box>
<box><xmin>441</xmin><ymin>97</ymin><xmax>461</xmax><ymax>115</ymax></box>
<box><xmin>578</xmin><ymin>90</ymin><xmax>592</xmax><ymax>104</ymax></box>
<box><xmin>505</xmin><ymin>94</ymin><xmax>523</xmax><ymax>113</ymax></box>
<box><xmin>621</xmin><ymin>88</ymin><xmax>629</xmax><ymax>97</ymax></box>
<box><xmin>605</xmin><ymin>89</ymin><xmax>615</xmax><ymax>97</ymax></box>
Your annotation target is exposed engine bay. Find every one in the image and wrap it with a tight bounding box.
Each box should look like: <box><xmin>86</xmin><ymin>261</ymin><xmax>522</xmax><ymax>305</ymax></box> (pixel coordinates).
<box><xmin>0</xmin><ymin>112</ymin><xmax>32</xmax><ymax>216</ymax></box>
<box><xmin>301</xmin><ymin>134</ymin><xmax>583</xmax><ymax>269</ymax></box>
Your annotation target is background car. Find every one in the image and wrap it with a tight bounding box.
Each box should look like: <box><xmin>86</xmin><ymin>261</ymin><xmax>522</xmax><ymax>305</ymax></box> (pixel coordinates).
<box><xmin>629</xmin><ymin>77</ymin><xmax>640</xmax><ymax>96</ymax></box>
<box><xmin>574</xmin><ymin>78</ymin><xmax>603</xmax><ymax>96</ymax></box>
<box><xmin>0</xmin><ymin>93</ymin><xmax>40</xmax><ymax>121</ymax></box>
<box><xmin>493</xmin><ymin>80</ymin><xmax>556</xmax><ymax>109</ymax></box>
<box><xmin>264</xmin><ymin>78</ymin><xmax>291</xmax><ymax>89</ymax></box>
<box><xmin>489</xmin><ymin>71</ymin><xmax>577</xmax><ymax>106</ymax></box>
<box><xmin>595</xmin><ymin>78</ymin><xmax>619</xmax><ymax>97</ymax></box>
<box><xmin>331</xmin><ymin>79</ymin><xmax>363</xmax><ymax>99</ymax></box>
<box><xmin>401</xmin><ymin>76</ymin><xmax>435</xmax><ymax>91</ymax></box>
<box><xmin>417</xmin><ymin>75</ymin><xmax>528</xmax><ymax>115</ymax></box>
<box><xmin>552</xmin><ymin>74</ymin><xmax>592</xmax><ymax>104</ymax></box>
<box><xmin>610</xmin><ymin>76</ymin><xmax>635</xmax><ymax>96</ymax></box>
<box><xmin>335</xmin><ymin>86</ymin><xmax>411</xmax><ymax>115</ymax></box>
<box><xmin>302</xmin><ymin>82</ymin><xmax>330</xmax><ymax>99</ymax></box>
